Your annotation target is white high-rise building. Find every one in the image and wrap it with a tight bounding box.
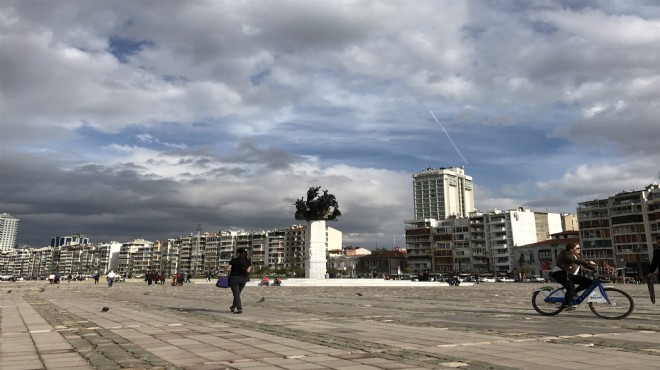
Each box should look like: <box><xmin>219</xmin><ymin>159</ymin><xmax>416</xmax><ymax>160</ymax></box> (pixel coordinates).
<box><xmin>0</xmin><ymin>213</ymin><xmax>19</xmax><ymax>252</ymax></box>
<box><xmin>412</xmin><ymin>166</ymin><xmax>475</xmax><ymax>220</ymax></box>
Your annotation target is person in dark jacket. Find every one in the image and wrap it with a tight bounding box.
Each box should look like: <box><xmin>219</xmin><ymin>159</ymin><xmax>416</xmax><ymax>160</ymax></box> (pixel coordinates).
<box><xmin>226</xmin><ymin>248</ymin><xmax>252</xmax><ymax>314</ymax></box>
<box><xmin>648</xmin><ymin>240</ymin><xmax>660</xmax><ymax>281</ymax></box>
<box><xmin>551</xmin><ymin>243</ymin><xmax>597</xmax><ymax>310</ymax></box>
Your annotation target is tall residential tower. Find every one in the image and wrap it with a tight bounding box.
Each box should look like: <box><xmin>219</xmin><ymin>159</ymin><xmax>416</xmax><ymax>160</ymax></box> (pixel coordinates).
<box><xmin>412</xmin><ymin>166</ymin><xmax>475</xmax><ymax>220</ymax></box>
<box><xmin>0</xmin><ymin>213</ymin><xmax>19</xmax><ymax>252</ymax></box>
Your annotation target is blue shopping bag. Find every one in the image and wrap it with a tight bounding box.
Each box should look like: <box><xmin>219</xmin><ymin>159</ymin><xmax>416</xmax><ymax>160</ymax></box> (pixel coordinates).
<box><xmin>216</xmin><ymin>275</ymin><xmax>229</xmax><ymax>288</ymax></box>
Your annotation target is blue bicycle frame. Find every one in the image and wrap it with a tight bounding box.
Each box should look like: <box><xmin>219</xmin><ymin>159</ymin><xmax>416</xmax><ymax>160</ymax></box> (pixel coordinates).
<box><xmin>540</xmin><ymin>279</ymin><xmax>610</xmax><ymax>306</ymax></box>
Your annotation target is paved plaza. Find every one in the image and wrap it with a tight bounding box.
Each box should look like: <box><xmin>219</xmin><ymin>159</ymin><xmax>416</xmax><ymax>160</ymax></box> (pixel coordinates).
<box><xmin>2</xmin><ymin>279</ymin><xmax>660</xmax><ymax>370</ymax></box>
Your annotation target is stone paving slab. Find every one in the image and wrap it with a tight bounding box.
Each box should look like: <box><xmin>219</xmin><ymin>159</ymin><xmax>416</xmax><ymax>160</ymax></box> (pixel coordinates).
<box><xmin>1</xmin><ymin>291</ymin><xmax>93</xmax><ymax>370</ymax></box>
<box><xmin>2</xmin><ymin>280</ymin><xmax>660</xmax><ymax>369</ymax></box>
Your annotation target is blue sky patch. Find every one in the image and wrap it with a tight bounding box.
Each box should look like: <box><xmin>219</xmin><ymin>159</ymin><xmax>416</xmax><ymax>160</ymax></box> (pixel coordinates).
<box><xmin>250</xmin><ymin>70</ymin><xmax>271</xmax><ymax>86</ymax></box>
<box><xmin>108</xmin><ymin>37</ymin><xmax>153</xmax><ymax>63</ymax></box>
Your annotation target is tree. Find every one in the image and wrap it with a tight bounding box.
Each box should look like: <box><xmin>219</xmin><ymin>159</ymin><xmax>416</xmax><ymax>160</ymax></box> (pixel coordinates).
<box><xmin>370</xmin><ymin>248</ymin><xmax>389</xmax><ymax>256</ymax></box>
<box><xmin>294</xmin><ymin>187</ymin><xmax>341</xmax><ymax>221</ymax></box>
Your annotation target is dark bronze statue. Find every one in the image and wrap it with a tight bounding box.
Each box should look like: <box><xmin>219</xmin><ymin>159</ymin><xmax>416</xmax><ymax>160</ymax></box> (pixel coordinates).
<box><xmin>294</xmin><ymin>186</ymin><xmax>341</xmax><ymax>221</ymax></box>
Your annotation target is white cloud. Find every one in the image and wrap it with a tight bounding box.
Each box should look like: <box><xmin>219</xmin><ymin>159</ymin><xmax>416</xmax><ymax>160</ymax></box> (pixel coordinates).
<box><xmin>2</xmin><ymin>1</ymin><xmax>660</xmax><ymax>247</ymax></box>
<box><xmin>540</xmin><ymin>8</ymin><xmax>660</xmax><ymax>46</ymax></box>
<box><xmin>537</xmin><ymin>162</ymin><xmax>660</xmax><ymax>203</ymax></box>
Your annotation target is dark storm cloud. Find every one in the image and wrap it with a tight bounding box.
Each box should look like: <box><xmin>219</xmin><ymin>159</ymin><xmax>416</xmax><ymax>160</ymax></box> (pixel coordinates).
<box><xmin>1</xmin><ymin>145</ymin><xmax>411</xmax><ymax>247</ymax></box>
<box><xmin>227</xmin><ymin>140</ymin><xmax>296</xmax><ymax>170</ymax></box>
<box><xmin>0</xmin><ymin>149</ymin><xmax>211</xmax><ymax>245</ymax></box>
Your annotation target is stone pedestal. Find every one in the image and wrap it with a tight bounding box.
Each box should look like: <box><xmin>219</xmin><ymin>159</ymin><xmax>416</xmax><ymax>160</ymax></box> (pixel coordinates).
<box><xmin>305</xmin><ymin>220</ymin><xmax>327</xmax><ymax>279</ymax></box>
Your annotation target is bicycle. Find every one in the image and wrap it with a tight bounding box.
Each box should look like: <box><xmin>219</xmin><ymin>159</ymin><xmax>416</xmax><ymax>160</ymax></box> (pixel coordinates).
<box><xmin>531</xmin><ymin>270</ymin><xmax>634</xmax><ymax>320</ymax></box>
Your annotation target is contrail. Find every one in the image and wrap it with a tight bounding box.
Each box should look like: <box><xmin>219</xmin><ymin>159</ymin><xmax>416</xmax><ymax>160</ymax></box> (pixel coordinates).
<box><xmin>425</xmin><ymin>106</ymin><xmax>468</xmax><ymax>165</ymax></box>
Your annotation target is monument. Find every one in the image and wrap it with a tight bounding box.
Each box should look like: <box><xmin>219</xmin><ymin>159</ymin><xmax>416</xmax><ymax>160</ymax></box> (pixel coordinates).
<box><xmin>294</xmin><ymin>187</ymin><xmax>341</xmax><ymax>279</ymax></box>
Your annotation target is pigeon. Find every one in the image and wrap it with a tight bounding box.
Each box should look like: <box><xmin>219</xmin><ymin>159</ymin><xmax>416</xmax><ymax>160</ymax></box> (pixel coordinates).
<box><xmin>101</xmin><ymin>307</ymin><xmax>110</xmax><ymax>312</ymax></box>
<box><xmin>143</xmin><ymin>292</ymin><xmax>150</xmax><ymax>295</ymax></box>
<box><xmin>356</xmin><ymin>293</ymin><xmax>363</xmax><ymax>296</ymax></box>
<box><xmin>39</xmin><ymin>287</ymin><xmax>45</xmax><ymax>292</ymax></box>
<box><xmin>7</xmin><ymin>290</ymin><xmax>11</xmax><ymax>293</ymax></box>
<box><xmin>257</xmin><ymin>297</ymin><xmax>265</xmax><ymax>303</ymax></box>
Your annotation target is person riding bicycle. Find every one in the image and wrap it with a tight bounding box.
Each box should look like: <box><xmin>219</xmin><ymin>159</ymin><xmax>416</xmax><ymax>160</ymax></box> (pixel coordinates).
<box><xmin>551</xmin><ymin>243</ymin><xmax>597</xmax><ymax>311</ymax></box>
<box><xmin>648</xmin><ymin>240</ymin><xmax>660</xmax><ymax>281</ymax></box>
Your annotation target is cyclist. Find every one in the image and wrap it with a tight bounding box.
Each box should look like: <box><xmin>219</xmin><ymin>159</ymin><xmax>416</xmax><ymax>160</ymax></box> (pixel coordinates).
<box><xmin>551</xmin><ymin>243</ymin><xmax>597</xmax><ymax>310</ymax></box>
<box><xmin>648</xmin><ymin>240</ymin><xmax>660</xmax><ymax>281</ymax></box>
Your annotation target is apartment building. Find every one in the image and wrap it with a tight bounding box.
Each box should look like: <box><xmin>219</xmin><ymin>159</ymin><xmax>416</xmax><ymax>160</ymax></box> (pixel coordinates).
<box><xmin>577</xmin><ymin>183</ymin><xmax>660</xmax><ymax>275</ymax></box>
<box><xmin>1</xmin><ymin>224</ymin><xmax>342</xmax><ymax>278</ymax></box>
<box><xmin>203</xmin><ymin>231</ymin><xmax>239</xmax><ymax>274</ymax></box>
<box><xmin>248</xmin><ymin>232</ymin><xmax>267</xmax><ymax>270</ymax></box>
<box><xmin>0</xmin><ymin>248</ymin><xmax>30</xmax><ymax>276</ymax></box>
<box><xmin>25</xmin><ymin>246</ymin><xmax>54</xmax><ymax>277</ymax></box>
<box><xmin>648</xmin><ymin>186</ymin><xmax>660</xmax><ymax>242</ymax></box>
<box><xmin>96</xmin><ymin>241</ymin><xmax>122</xmax><ymax>273</ymax></box>
<box><xmin>267</xmin><ymin>230</ymin><xmax>286</xmax><ymax>267</ymax></box>
<box><xmin>561</xmin><ymin>213</ymin><xmax>579</xmax><ymax>231</ymax></box>
<box><xmin>404</xmin><ymin>208</ymin><xmax>566</xmax><ymax>275</ymax></box>
<box><xmin>404</xmin><ymin>219</ymin><xmax>436</xmax><ymax>272</ymax></box>
<box><xmin>0</xmin><ymin>213</ymin><xmax>19</xmax><ymax>252</ymax></box>
<box><xmin>412</xmin><ymin>167</ymin><xmax>475</xmax><ymax>220</ymax></box>
<box><xmin>432</xmin><ymin>217</ymin><xmax>470</xmax><ymax>273</ymax></box>
<box><xmin>285</xmin><ymin>224</ymin><xmax>306</xmax><ymax>268</ymax></box>
<box><xmin>51</xmin><ymin>233</ymin><xmax>89</xmax><ymax>247</ymax></box>
<box><xmin>116</xmin><ymin>239</ymin><xmax>155</xmax><ymax>278</ymax></box>
<box><xmin>0</xmin><ymin>242</ymin><xmax>118</xmax><ymax>278</ymax></box>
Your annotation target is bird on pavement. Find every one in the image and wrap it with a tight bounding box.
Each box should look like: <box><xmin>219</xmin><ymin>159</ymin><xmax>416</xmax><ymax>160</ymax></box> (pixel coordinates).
<box><xmin>257</xmin><ymin>297</ymin><xmax>265</xmax><ymax>303</ymax></box>
<box><xmin>101</xmin><ymin>307</ymin><xmax>110</xmax><ymax>312</ymax></box>
<box><xmin>39</xmin><ymin>287</ymin><xmax>45</xmax><ymax>292</ymax></box>
<box><xmin>144</xmin><ymin>292</ymin><xmax>150</xmax><ymax>295</ymax></box>
<box><xmin>356</xmin><ymin>293</ymin><xmax>363</xmax><ymax>296</ymax></box>
<box><xmin>7</xmin><ymin>290</ymin><xmax>11</xmax><ymax>293</ymax></box>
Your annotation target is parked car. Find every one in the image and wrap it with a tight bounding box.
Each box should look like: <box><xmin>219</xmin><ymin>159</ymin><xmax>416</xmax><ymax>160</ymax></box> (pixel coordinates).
<box><xmin>496</xmin><ymin>277</ymin><xmax>515</xmax><ymax>283</ymax></box>
<box><xmin>0</xmin><ymin>274</ymin><xmax>14</xmax><ymax>281</ymax></box>
<box><xmin>526</xmin><ymin>275</ymin><xmax>545</xmax><ymax>282</ymax></box>
<box><xmin>482</xmin><ymin>277</ymin><xmax>497</xmax><ymax>283</ymax></box>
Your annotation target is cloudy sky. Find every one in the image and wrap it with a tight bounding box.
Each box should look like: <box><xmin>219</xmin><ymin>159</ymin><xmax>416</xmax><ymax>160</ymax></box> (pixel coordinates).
<box><xmin>2</xmin><ymin>1</ymin><xmax>660</xmax><ymax>248</ymax></box>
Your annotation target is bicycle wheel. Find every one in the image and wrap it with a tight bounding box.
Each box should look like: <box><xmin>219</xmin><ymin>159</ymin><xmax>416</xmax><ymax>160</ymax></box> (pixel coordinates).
<box><xmin>589</xmin><ymin>287</ymin><xmax>634</xmax><ymax>320</ymax></box>
<box><xmin>532</xmin><ymin>290</ymin><xmax>564</xmax><ymax>316</ymax></box>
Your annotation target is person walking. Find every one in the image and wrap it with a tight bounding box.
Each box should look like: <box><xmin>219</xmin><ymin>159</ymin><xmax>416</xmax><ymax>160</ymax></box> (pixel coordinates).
<box><xmin>551</xmin><ymin>243</ymin><xmax>597</xmax><ymax>310</ymax></box>
<box><xmin>648</xmin><ymin>239</ymin><xmax>660</xmax><ymax>281</ymax></box>
<box><xmin>107</xmin><ymin>270</ymin><xmax>116</xmax><ymax>287</ymax></box>
<box><xmin>93</xmin><ymin>273</ymin><xmax>100</xmax><ymax>284</ymax></box>
<box><xmin>227</xmin><ymin>248</ymin><xmax>252</xmax><ymax>314</ymax></box>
